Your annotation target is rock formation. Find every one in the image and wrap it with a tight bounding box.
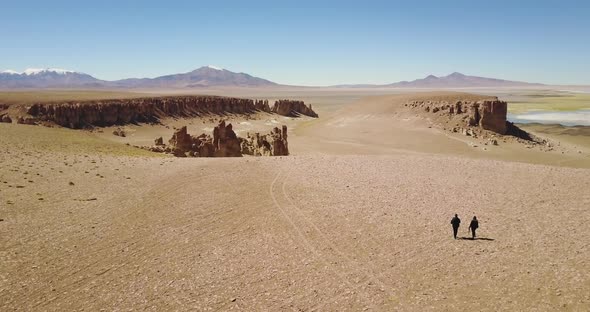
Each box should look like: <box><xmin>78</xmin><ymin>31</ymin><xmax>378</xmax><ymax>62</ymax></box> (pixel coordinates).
<box><xmin>24</xmin><ymin>96</ymin><xmax>261</xmax><ymax>129</ymax></box>
<box><xmin>146</xmin><ymin>121</ymin><xmax>289</xmax><ymax>157</ymax></box>
<box><xmin>254</xmin><ymin>99</ymin><xmax>271</xmax><ymax>112</ymax></box>
<box><xmin>11</xmin><ymin>96</ymin><xmax>317</xmax><ymax>129</ymax></box>
<box><xmin>162</xmin><ymin>122</ymin><xmax>241</xmax><ymax>157</ymax></box>
<box><xmin>168</xmin><ymin>126</ymin><xmax>194</xmax><ymax>153</ymax></box>
<box><xmin>240</xmin><ymin>125</ymin><xmax>289</xmax><ymax>156</ymax></box>
<box><xmin>0</xmin><ymin>114</ymin><xmax>11</xmax><ymax>123</ymax></box>
<box><xmin>479</xmin><ymin>100</ymin><xmax>507</xmax><ymax>134</ymax></box>
<box><xmin>17</xmin><ymin>116</ymin><xmax>37</xmax><ymax>125</ymax></box>
<box><xmin>408</xmin><ymin>99</ymin><xmax>508</xmax><ymax>135</ymax></box>
<box><xmin>112</xmin><ymin>127</ymin><xmax>126</xmax><ymax>137</ymax></box>
<box><xmin>467</xmin><ymin>102</ymin><xmax>480</xmax><ymax>127</ymax></box>
<box><xmin>272</xmin><ymin>100</ymin><xmax>318</xmax><ymax>118</ymax></box>
<box><xmin>213</xmin><ymin>121</ymin><xmax>242</xmax><ymax>157</ymax></box>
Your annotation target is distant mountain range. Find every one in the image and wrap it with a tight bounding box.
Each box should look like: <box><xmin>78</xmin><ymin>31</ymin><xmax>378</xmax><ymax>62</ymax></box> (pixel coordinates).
<box><xmin>0</xmin><ymin>68</ymin><xmax>104</xmax><ymax>88</ymax></box>
<box><xmin>0</xmin><ymin>67</ymin><xmax>543</xmax><ymax>89</ymax></box>
<box><xmin>0</xmin><ymin>66</ymin><xmax>277</xmax><ymax>89</ymax></box>
<box><xmin>388</xmin><ymin>72</ymin><xmax>543</xmax><ymax>88</ymax></box>
<box><xmin>333</xmin><ymin>72</ymin><xmax>543</xmax><ymax>88</ymax></box>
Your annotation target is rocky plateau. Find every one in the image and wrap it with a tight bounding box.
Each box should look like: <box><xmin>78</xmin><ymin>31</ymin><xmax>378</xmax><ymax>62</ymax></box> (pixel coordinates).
<box><xmin>0</xmin><ymin>96</ymin><xmax>317</xmax><ymax>129</ymax></box>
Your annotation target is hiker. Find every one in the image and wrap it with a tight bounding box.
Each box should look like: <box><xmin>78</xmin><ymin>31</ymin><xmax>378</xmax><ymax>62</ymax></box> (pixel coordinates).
<box><xmin>450</xmin><ymin>214</ymin><xmax>461</xmax><ymax>239</ymax></box>
<box><xmin>469</xmin><ymin>216</ymin><xmax>479</xmax><ymax>239</ymax></box>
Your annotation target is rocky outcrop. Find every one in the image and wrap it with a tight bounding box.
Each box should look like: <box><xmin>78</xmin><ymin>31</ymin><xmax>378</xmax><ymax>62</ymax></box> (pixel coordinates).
<box><xmin>147</xmin><ymin>121</ymin><xmax>289</xmax><ymax>157</ymax></box>
<box><xmin>213</xmin><ymin>120</ymin><xmax>242</xmax><ymax>157</ymax></box>
<box><xmin>25</xmin><ymin>96</ymin><xmax>260</xmax><ymax>129</ymax></box>
<box><xmin>16</xmin><ymin>96</ymin><xmax>317</xmax><ymax>129</ymax></box>
<box><xmin>270</xmin><ymin>126</ymin><xmax>289</xmax><ymax>156</ymax></box>
<box><xmin>240</xmin><ymin>125</ymin><xmax>289</xmax><ymax>156</ymax></box>
<box><xmin>17</xmin><ymin>116</ymin><xmax>37</xmax><ymax>125</ymax></box>
<box><xmin>0</xmin><ymin>114</ymin><xmax>11</xmax><ymax>123</ymax></box>
<box><xmin>479</xmin><ymin>100</ymin><xmax>507</xmax><ymax>134</ymax></box>
<box><xmin>272</xmin><ymin>100</ymin><xmax>318</xmax><ymax>118</ymax></box>
<box><xmin>163</xmin><ymin>126</ymin><xmax>214</xmax><ymax>157</ymax></box>
<box><xmin>168</xmin><ymin>126</ymin><xmax>194</xmax><ymax>152</ymax></box>
<box><xmin>163</xmin><ymin>122</ymin><xmax>241</xmax><ymax>157</ymax></box>
<box><xmin>254</xmin><ymin>99</ymin><xmax>271</xmax><ymax>112</ymax></box>
<box><xmin>467</xmin><ymin>102</ymin><xmax>480</xmax><ymax>127</ymax></box>
<box><xmin>408</xmin><ymin>99</ymin><xmax>508</xmax><ymax>135</ymax></box>
<box><xmin>112</xmin><ymin>127</ymin><xmax>126</xmax><ymax>137</ymax></box>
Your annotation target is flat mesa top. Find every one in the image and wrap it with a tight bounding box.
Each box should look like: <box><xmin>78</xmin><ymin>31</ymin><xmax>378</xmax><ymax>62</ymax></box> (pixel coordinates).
<box><xmin>0</xmin><ymin>92</ymin><xmax>242</xmax><ymax>107</ymax></box>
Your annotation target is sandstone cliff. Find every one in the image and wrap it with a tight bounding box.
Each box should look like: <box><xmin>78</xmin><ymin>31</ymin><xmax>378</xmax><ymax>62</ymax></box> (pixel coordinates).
<box><xmin>25</xmin><ymin>96</ymin><xmax>260</xmax><ymax>129</ymax></box>
<box><xmin>408</xmin><ymin>99</ymin><xmax>508</xmax><ymax>134</ymax></box>
<box><xmin>272</xmin><ymin>100</ymin><xmax>318</xmax><ymax>118</ymax></box>
<box><xmin>8</xmin><ymin>96</ymin><xmax>317</xmax><ymax>129</ymax></box>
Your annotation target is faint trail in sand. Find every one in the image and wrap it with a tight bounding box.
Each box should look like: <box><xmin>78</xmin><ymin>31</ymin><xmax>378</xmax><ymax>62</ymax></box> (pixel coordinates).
<box><xmin>279</xmin><ymin>166</ymin><xmax>461</xmax><ymax>310</ymax></box>
<box><xmin>269</xmin><ymin>169</ymin><xmax>377</xmax><ymax>310</ymax></box>
<box><xmin>280</xmin><ymin>168</ymin><xmax>391</xmax><ymax>288</ymax></box>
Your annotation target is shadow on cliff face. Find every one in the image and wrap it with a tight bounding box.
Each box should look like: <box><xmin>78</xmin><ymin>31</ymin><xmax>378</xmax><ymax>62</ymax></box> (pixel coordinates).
<box><xmin>505</xmin><ymin>121</ymin><xmax>545</xmax><ymax>143</ymax></box>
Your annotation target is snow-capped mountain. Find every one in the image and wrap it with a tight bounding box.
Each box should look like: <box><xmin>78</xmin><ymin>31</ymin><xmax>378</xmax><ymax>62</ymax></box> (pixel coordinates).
<box><xmin>0</xmin><ymin>68</ymin><xmax>103</xmax><ymax>88</ymax></box>
<box><xmin>2</xmin><ymin>68</ymin><xmax>77</xmax><ymax>75</ymax></box>
<box><xmin>0</xmin><ymin>66</ymin><xmax>277</xmax><ymax>89</ymax></box>
<box><xmin>1</xmin><ymin>70</ymin><xmax>21</xmax><ymax>75</ymax></box>
<box><xmin>23</xmin><ymin>68</ymin><xmax>76</xmax><ymax>75</ymax></box>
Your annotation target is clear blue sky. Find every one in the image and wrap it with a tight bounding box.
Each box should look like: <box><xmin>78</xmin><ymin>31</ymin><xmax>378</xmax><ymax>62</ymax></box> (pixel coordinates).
<box><xmin>1</xmin><ymin>0</ymin><xmax>589</xmax><ymax>85</ymax></box>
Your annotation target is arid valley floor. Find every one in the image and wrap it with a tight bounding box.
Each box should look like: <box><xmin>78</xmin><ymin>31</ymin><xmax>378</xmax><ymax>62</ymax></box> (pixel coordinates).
<box><xmin>1</xmin><ymin>89</ymin><xmax>589</xmax><ymax>311</ymax></box>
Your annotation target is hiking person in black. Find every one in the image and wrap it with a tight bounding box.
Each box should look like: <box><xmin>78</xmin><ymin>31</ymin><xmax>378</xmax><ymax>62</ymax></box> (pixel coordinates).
<box><xmin>450</xmin><ymin>214</ymin><xmax>461</xmax><ymax>239</ymax></box>
<box><xmin>469</xmin><ymin>216</ymin><xmax>479</xmax><ymax>239</ymax></box>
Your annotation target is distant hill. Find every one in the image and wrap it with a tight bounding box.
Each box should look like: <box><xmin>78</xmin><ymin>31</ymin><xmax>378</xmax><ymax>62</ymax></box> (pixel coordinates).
<box><xmin>333</xmin><ymin>72</ymin><xmax>544</xmax><ymax>88</ymax></box>
<box><xmin>110</xmin><ymin>66</ymin><xmax>277</xmax><ymax>88</ymax></box>
<box><xmin>387</xmin><ymin>72</ymin><xmax>543</xmax><ymax>88</ymax></box>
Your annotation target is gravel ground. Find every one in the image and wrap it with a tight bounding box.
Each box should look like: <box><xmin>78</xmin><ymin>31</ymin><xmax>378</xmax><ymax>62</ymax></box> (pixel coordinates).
<box><xmin>1</xmin><ymin>92</ymin><xmax>589</xmax><ymax>310</ymax></box>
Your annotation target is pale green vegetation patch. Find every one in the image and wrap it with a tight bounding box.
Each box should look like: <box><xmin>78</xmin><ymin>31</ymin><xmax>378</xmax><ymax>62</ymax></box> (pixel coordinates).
<box><xmin>508</xmin><ymin>92</ymin><xmax>590</xmax><ymax>113</ymax></box>
<box><xmin>0</xmin><ymin>123</ymin><xmax>163</xmax><ymax>157</ymax></box>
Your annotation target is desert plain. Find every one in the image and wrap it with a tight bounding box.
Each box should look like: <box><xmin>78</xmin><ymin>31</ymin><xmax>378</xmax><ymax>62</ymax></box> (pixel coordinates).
<box><xmin>1</xmin><ymin>88</ymin><xmax>589</xmax><ymax>311</ymax></box>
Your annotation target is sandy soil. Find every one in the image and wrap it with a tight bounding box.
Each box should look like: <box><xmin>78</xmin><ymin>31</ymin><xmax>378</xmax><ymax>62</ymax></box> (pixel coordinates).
<box><xmin>1</xmin><ymin>91</ymin><xmax>589</xmax><ymax>311</ymax></box>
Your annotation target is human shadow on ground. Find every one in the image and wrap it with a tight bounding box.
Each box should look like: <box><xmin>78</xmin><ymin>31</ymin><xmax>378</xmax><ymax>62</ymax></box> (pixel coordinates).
<box><xmin>459</xmin><ymin>237</ymin><xmax>495</xmax><ymax>241</ymax></box>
